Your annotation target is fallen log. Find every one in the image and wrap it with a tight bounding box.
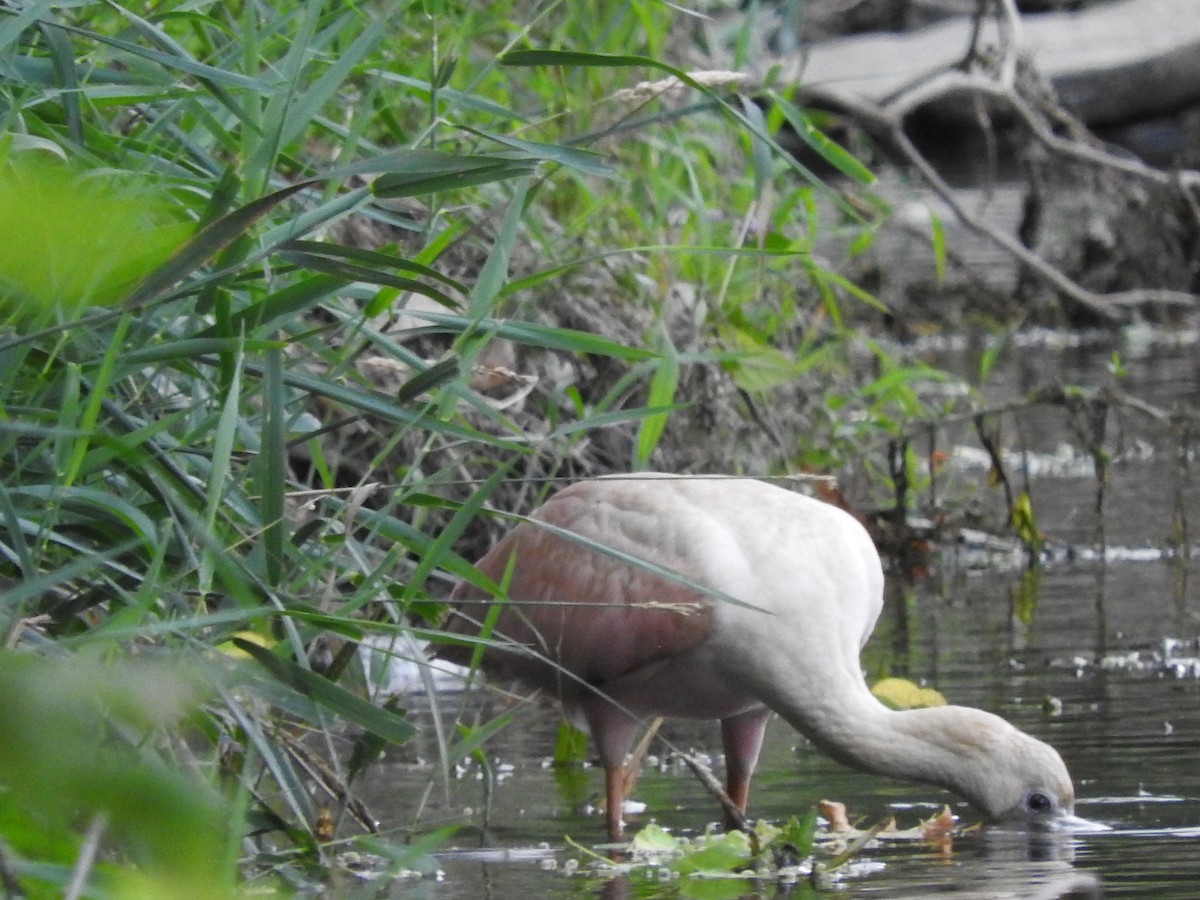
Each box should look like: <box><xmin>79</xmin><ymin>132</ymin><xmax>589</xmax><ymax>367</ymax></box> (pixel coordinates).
<box><xmin>793</xmin><ymin>0</ymin><xmax>1200</xmax><ymax>127</ymax></box>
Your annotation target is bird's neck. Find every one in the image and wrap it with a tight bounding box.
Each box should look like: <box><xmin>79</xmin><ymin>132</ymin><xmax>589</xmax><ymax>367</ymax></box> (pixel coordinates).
<box><xmin>773</xmin><ymin>685</ymin><xmax>1006</xmax><ymax>801</ymax></box>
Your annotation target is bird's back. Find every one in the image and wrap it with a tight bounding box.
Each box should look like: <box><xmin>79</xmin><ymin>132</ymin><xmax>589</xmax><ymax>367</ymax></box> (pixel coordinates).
<box><xmin>440</xmin><ymin>475</ymin><xmax>884</xmax><ymax>711</ymax></box>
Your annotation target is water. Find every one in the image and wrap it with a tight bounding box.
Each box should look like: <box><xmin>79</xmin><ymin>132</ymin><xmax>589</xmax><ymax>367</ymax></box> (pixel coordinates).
<box><xmin>365</xmin><ymin>327</ymin><xmax>1200</xmax><ymax>898</ymax></box>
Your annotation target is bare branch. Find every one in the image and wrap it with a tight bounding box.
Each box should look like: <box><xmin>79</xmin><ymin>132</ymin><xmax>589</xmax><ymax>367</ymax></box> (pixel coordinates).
<box><xmin>802</xmin><ymin>51</ymin><xmax>1200</xmax><ymax>322</ymax></box>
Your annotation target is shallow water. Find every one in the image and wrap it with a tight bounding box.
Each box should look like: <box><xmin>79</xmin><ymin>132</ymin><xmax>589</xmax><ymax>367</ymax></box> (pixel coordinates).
<box><xmin>367</xmin><ymin>328</ymin><xmax>1200</xmax><ymax>898</ymax></box>
<box><xmin>372</xmin><ymin>562</ymin><xmax>1200</xmax><ymax>898</ymax></box>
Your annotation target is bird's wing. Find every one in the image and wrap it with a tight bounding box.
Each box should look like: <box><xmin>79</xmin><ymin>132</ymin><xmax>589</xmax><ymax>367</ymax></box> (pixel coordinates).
<box><xmin>442</xmin><ymin>505</ymin><xmax>714</xmax><ymax>696</ymax></box>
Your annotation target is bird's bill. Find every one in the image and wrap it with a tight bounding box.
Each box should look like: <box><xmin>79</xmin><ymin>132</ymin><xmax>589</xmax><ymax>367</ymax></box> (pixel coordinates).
<box><xmin>1045</xmin><ymin>812</ymin><xmax>1110</xmax><ymax>833</ymax></box>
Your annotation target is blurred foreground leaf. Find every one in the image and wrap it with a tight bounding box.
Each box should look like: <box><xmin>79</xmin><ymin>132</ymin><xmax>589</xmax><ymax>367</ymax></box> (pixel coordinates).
<box><xmin>0</xmin><ymin>652</ymin><xmax>237</xmax><ymax>899</ymax></box>
<box><xmin>0</xmin><ymin>153</ymin><xmax>191</xmax><ymax>323</ymax></box>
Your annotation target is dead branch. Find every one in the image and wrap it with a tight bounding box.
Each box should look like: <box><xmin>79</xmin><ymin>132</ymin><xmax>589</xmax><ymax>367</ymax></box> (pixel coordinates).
<box><xmin>798</xmin><ymin>0</ymin><xmax>1200</xmax><ymax>323</ymax></box>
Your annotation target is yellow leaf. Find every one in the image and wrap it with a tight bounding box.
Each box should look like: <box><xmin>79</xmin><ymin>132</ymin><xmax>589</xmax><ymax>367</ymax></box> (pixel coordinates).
<box><xmin>216</xmin><ymin>630</ymin><xmax>275</xmax><ymax>659</ymax></box>
<box><xmin>871</xmin><ymin>677</ymin><xmax>946</xmax><ymax>710</ymax></box>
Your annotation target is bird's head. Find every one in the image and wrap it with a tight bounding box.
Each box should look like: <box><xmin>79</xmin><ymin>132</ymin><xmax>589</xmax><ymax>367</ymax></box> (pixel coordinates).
<box><xmin>958</xmin><ymin>721</ymin><xmax>1089</xmax><ymax>830</ymax></box>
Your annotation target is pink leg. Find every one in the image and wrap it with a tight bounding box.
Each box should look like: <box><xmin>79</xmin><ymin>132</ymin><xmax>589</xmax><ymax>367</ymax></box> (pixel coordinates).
<box><xmin>603</xmin><ymin>764</ymin><xmax>627</xmax><ymax>841</ymax></box>
<box><xmin>721</xmin><ymin>708</ymin><xmax>771</xmax><ymax>826</ymax></box>
<box><xmin>582</xmin><ymin>700</ymin><xmax>641</xmax><ymax>841</ymax></box>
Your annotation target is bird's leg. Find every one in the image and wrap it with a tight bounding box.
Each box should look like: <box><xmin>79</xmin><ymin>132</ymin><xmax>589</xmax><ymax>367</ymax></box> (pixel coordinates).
<box><xmin>582</xmin><ymin>700</ymin><xmax>642</xmax><ymax>842</ymax></box>
<box><xmin>603</xmin><ymin>764</ymin><xmax>627</xmax><ymax>841</ymax></box>
<box><xmin>720</xmin><ymin>708</ymin><xmax>771</xmax><ymax>829</ymax></box>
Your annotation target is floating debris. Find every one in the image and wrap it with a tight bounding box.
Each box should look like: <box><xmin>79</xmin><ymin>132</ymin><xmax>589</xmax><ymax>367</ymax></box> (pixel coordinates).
<box><xmin>1054</xmin><ymin>637</ymin><xmax>1200</xmax><ymax>679</ymax></box>
<box><xmin>948</xmin><ymin>439</ymin><xmax>1155</xmax><ymax>480</ymax></box>
<box><xmin>945</xmin><ymin>525</ymin><xmax>1196</xmax><ymax>572</ymax></box>
<box><xmin>359</xmin><ymin>632</ymin><xmax>471</xmax><ymax>697</ymax></box>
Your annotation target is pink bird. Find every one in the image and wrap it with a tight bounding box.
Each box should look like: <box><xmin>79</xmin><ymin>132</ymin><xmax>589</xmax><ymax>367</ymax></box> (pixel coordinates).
<box><xmin>439</xmin><ymin>474</ymin><xmax>1078</xmax><ymax>840</ymax></box>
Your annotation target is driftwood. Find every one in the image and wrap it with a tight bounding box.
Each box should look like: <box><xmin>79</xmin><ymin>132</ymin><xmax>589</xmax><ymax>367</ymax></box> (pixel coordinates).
<box><xmin>809</xmin><ymin>81</ymin><xmax>1198</xmax><ymax>322</ymax></box>
<box><xmin>795</xmin><ymin>0</ymin><xmax>1200</xmax><ymax>129</ymax></box>
<box><xmin>739</xmin><ymin>0</ymin><xmax>1200</xmax><ymax>323</ymax></box>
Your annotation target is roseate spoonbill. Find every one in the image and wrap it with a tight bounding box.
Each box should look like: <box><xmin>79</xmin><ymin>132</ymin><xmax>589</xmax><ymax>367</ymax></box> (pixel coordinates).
<box><xmin>439</xmin><ymin>474</ymin><xmax>1077</xmax><ymax>840</ymax></box>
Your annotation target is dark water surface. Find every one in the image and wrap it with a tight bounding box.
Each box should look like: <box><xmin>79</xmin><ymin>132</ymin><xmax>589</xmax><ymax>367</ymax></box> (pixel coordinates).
<box><xmin>368</xmin><ymin>328</ymin><xmax>1200</xmax><ymax>898</ymax></box>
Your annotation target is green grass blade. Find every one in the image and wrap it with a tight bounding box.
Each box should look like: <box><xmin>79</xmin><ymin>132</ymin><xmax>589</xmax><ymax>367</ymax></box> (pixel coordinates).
<box><xmin>234</xmin><ymin>638</ymin><xmax>416</xmax><ymax>743</ymax></box>
<box><xmin>372</xmin><ymin>161</ymin><xmax>537</xmax><ymax>198</ymax></box>
<box><xmin>635</xmin><ymin>340</ymin><xmax>680</xmax><ymax>469</ymax></box>
<box><xmin>259</xmin><ymin>345</ymin><xmax>286</xmax><ymax>586</ymax></box>
<box><xmin>283</xmin><ymin>240</ymin><xmax>469</xmax><ymax>293</ymax></box>
<box><xmin>199</xmin><ymin>340</ymin><xmax>244</xmax><ymax>594</ymax></box>
<box><xmin>0</xmin><ymin>538</ymin><xmax>140</xmax><ymax>617</ymax></box>
<box><xmin>405</xmin><ymin>309</ymin><xmax>653</xmax><ymax>360</ymax></box>
<box><xmin>458</xmin><ymin>126</ymin><xmax>615</xmax><ymax>178</ymax></box>
<box><xmin>278</xmin><ymin>249</ymin><xmax>462</xmax><ymax>309</ymax></box>
<box><xmin>123</xmin><ymin>180</ymin><xmax>315</xmax><ymax>310</ymax></box>
<box><xmin>124</xmin><ymin>338</ymin><xmax>286</xmax><ymax>365</ymax></box>
<box><xmin>467</xmin><ymin>177</ymin><xmax>528</xmax><ymax>320</ymax></box>
<box><xmin>35</xmin><ymin>18</ymin><xmax>82</xmax><ymax>143</ymax></box>
<box><xmin>62</xmin><ymin>313</ymin><xmax>131</xmax><ymax>489</ymax></box>
<box><xmin>770</xmin><ymin>92</ymin><xmax>875</xmax><ymax>185</ymax></box>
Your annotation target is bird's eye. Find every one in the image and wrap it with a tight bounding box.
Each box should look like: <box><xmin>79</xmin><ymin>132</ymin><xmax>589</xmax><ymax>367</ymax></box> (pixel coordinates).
<box><xmin>1026</xmin><ymin>791</ymin><xmax>1054</xmax><ymax>814</ymax></box>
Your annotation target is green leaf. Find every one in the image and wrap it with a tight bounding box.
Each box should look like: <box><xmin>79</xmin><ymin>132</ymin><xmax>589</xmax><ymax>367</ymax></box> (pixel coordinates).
<box><xmin>978</xmin><ymin>340</ymin><xmax>1004</xmax><ymax>384</ymax></box>
<box><xmin>459</xmin><ymin>126</ymin><xmax>615</xmax><ymax>178</ymax></box>
<box><xmin>552</xmin><ymin>719</ymin><xmax>589</xmax><ymax>766</ymax></box>
<box><xmin>374</xmin><ymin>162</ymin><xmax>537</xmax><ymax>198</ymax></box>
<box><xmin>252</xmin><ymin>363</ymin><xmax>521</xmax><ymax>448</ymax></box>
<box><xmin>738</xmin><ymin>94</ymin><xmax>773</xmax><ymax>198</ymax></box>
<box><xmin>247</xmin><ymin>14</ymin><xmax>386</xmax><ymax>180</ymax></box>
<box><xmin>284</xmin><ymin>240</ymin><xmax>468</xmax><ymax>292</ymax></box>
<box><xmin>630</xmin><ymin>823</ymin><xmax>682</xmax><ymax>855</ymax></box>
<box><xmin>0</xmin><ymin>156</ymin><xmax>191</xmax><ymax>321</ymax></box>
<box><xmin>500</xmin><ymin>52</ymin><xmax>866</xmax><ymax>213</ymax></box>
<box><xmin>0</xmin><ymin>538</ymin><xmax>140</xmax><ymax>618</ymax></box>
<box><xmin>57</xmin><ymin>12</ymin><xmax>270</xmax><ymax>92</ymax></box>
<box><xmin>723</xmin><ymin>327</ymin><xmax>826</xmax><ymax>393</ymax></box>
<box><xmin>404</xmin><ymin>309</ymin><xmax>653</xmax><ymax>360</ymax></box>
<box><xmin>929</xmin><ymin>207</ymin><xmax>947</xmax><ymax>283</ymax></box>
<box><xmin>467</xmin><ymin>178</ymin><xmax>528</xmax><ymax>320</ymax></box>
<box><xmin>335</xmin><ymin>149</ymin><xmax>539</xmax><ymax>195</ymax></box>
<box><xmin>1010</xmin><ymin>491</ymin><xmax>1043</xmax><ymax>558</ymax></box>
<box><xmin>672</xmin><ymin>829</ymin><xmax>754</xmax><ymax>875</ymax></box>
<box><xmin>123</xmin><ymin>180</ymin><xmax>316</xmax><ymax>309</ymax></box>
<box><xmin>260</xmin><ymin>345</ymin><xmax>286</xmax><ymax>586</ymax></box>
<box><xmin>0</xmin><ymin>655</ymin><xmax>233</xmax><ymax>895</ymax></box>
<box><xmin>401</xmin><ymin>462</ymin><xmax>513</xmax><ymax>603</ymax></box>
<box><xmin>36</xmin><ymin>17</ymin><xmax>82</xmax><ymax>143</ymax></box>
<box><xmin>545</xmin><ymin>403</ymin><xmax>687</xmax><ymax>440</ymax></box>
<box><xmin>1012</xmin><ymin>567</ymin><xmax>1042</xmax><ymax>625</ymax></box>
<box><xmin>770</xmin><ymin>93</ymin><xmax>875</xmax><ymax>185</ymax></box>
<box><xmin>447</xmin><ymin>712</ymin><xmax>515</xmax><ymax>766</ymax></box>
<box><xmin>395</xmin><ymin>357</ymin><xmax>462</xmax><ymax>404</ymax></box>
<box><xmin>124</xmin><ymin>338</ymin><xmax>286</xmax><ymax>364</ymax></box>
<box><xmin>279</xmin><ymin>248</ymin><xmax>462</xmax><ymax>309</ymax></box>
<box><xmin>369</xmin><ymin>71</ymin><xmax>525</xmax><ymax>121</ymax></box>
<box><xmin>774</xmin><ymin>809</ymin><xmax>818</xmax><ymax>859</ymax></box>
<box><xmin>208</xmin><ymin>274</ymin><xmax>347</xmax><ymax>338</ymax></box>
<box><xmin>501</xmin><ymin>49</ymin><xmax>665</xmax><ymax>69</ymax></box>
<box><xmin>634</xmin><ymin>338</ymin><xmax>680</xmax><ymax>468</ymax></box>
<box><xmin>197</xmin><ymin>339</ymin><xmax>243</xmax><ymax>594</ymax></box>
